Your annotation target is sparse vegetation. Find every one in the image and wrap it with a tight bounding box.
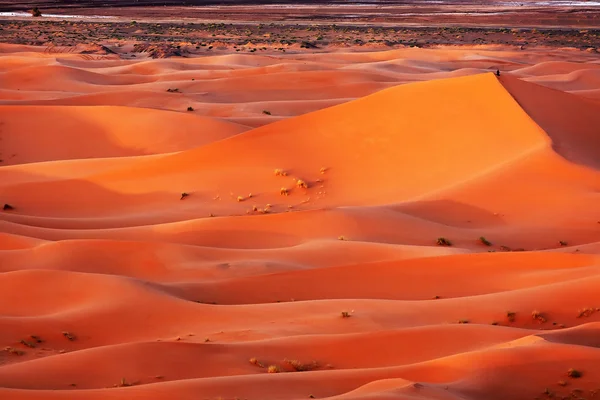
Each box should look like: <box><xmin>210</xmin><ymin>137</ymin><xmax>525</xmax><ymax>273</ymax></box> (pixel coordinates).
<box><xmin>237</xmin><ymin>196</ymin><xmax>245</xmax><ymax>202</ymax></box>
<box><xmin>62</xmin><ymin>331</ymin><xmax>76</xmax><ymax>341</ymax></box>
<box><xmin>118</xmin><ymin>378</ymin><xmax>132</xmax><ymax>387</ymax></box>
<box><xmin>4</xmin><ymin>346</ymin><xmax>25</xmax><ymax>355</ymax></box>
<box><xmin>577</xmin><ymin>307</ymin><xmax>596</xmax><ymax>318</ymax></box>
<box><xmin>458</xmin><ymin>319</ymin><xmax>469</xmax><ymax>324</ymax></box>
<box><xmin>557</xmin><ymin>380</ymin><xmax>567</xmax><ymax>386</ymax></box>
<box><xmin>187</xmin><ymin>106</ymin><xmax>194</xmax><ymax>112</ymax></box>
<box><xmin>249</xmin><ymin>357</ymin><xmax>265</xmax><ymax>367</ymax></box>
<box><xmin>31</xmin><ymin>7</ymin><xmax>42</xmax><ymax>17</ymax></box>
<box><xmin>436</xmin><ymin>237</ymin><xmax>452</xmax><ymax>246</ymax></box>
<box><xmin>559</xmin><ymin>240</ymin><xmax>568</xmax><ymax>246</ymax></box>
<box><xmin>180</xmin><ymin>192</ymin><xmax>189</xmax><ymax>200</ymax></box>
<box><xmin>284</xmin><ymin>359</ymin><xmax>319</xmax><ymax>372</ymax></box>
<box><xmin>166</xmin><ymin>88</ymin><xmax>180</xmax><ymax>93</ymax></box>
<box><xmin>338</xmin><ymin>235</ymin><xmax>346</xmax><ymax>241</ymax></box>
<box><xmin>296</xmin><ymin>179</ymin><xmax>308</xmax><ymax>189</ymax></box>
<box><xmin>274</xmin><ymin>169</ymin><xmax>287</xmax><ymax>176</ymax></box>
<box><xmin>262</xmin><ymin>110</ymin><xmax>272</xmax><ymax>115</ymax></box>
<box><xmin>532</xmin><ymin>310</ymin><xmax>547</xmax><ymax>323</ymax></box>
<box><xmin>267</xmin><ymin>365</ymin><xmax>280</xmax><ymax>373</ymax></box>
<box><xmin>506</xmin><ymin>311</ymin><xmax>516</xmax><ymax>322</ymax></box>
<box><xmin>3</xmin><ymin>204</ymin><xmax>14</xmax><ymax>211</ymax></box>
<box><xmin>479</xmin><ymin>236</ymin><xmax>492</xmax><ymax>246</ymax></box>
<box><xmin>341</xmin><ymin>311</ymin><xmax>351</xmax><ymax>318</ymax></box>
<box><xmin>20</xmin><ymin>339</ymin><xmax>36</xmax><ymax>348</ymax></box>
<box><xmin>567</xmin><ymin>368</ymin><xmax>582</xmax><ymax>378</ymax></box>
<box><xmin>280</xmin><ymin>187</ymin><xmax>289</xmax><ymax>196</ymax></box>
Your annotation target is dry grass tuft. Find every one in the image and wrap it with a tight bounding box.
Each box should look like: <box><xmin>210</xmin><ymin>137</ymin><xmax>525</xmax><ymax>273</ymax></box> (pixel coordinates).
<box><xmin>280</xmin><ymin>188</ymin><xmax>289</xmax><ymax>196</ymax></box>
<box><xmin>249</xmin><ymin>357</ymin><xmax>265</xmax><ymax>367</ymax></box>
<box><xmin>479</xmin><ymin>236</ymin><xmax>492</xmax><ymax>246</ymax></box>
<box><xmin>267</xmin><ymin>365</ymin><xmax>280</xmax><ymax>373</ymax></box>
<box><xmin>62</xmin><ymin>331</ymin><xmax>76</xmax><ymax>341</ymax></box>
<box><xmin>341</xmin><ymin>311</ymin><xmax>351</xmax><ymax>318</ymax></box>
<box><xmin>4</xmin><ymin>346</ymin><xmax>25</xmax><ymax>356</ymax></box>
<box><xmin>274</xmin><ymin>169</ymin><xmax>287</xmax><ymax>177</ymax></box>
<box><xmin>532</xmin><ymin>310</ymin><xmax>547</xmax><ymax>323</ymax></box>
<box><xmin>506</xmin><ymin>311</ymin><xmax>516</xmax><ymax>322</ymax></box>
<box><xmin>577</xmin><ymin>307</ymin><xmax>596</xmax><ymax>318</ymax></box>
<box><xmin>436</xmin><ymin>237</ymin><xmax>452</xmax><ymax>246</ymax></box>
<box><xmin>296</xmin><ymin>179</ymin><xmax>308</xmax><ymax>189</ymax></box>
<box><xmin>284</xmin><ymin>359</ymin><xmax>319</xmax><ymax>372</ymax></box>
<box><xmin>567</xmin><ymin>368</ymin><xmax>582</xmax><ymax>378</ymax></box>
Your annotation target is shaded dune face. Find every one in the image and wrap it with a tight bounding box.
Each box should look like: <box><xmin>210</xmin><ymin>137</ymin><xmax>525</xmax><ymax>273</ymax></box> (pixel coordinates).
<box><xmin>0</xmin><ymin>44</ymin><xmax>599</xmax><ymax>400</ymax></box>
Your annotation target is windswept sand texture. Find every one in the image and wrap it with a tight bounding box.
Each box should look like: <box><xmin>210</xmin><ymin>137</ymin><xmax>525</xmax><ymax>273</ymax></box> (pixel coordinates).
<box><xmin>0</xmin><ymin>43</ymin><xmax>600</xmax><ymax>400</ymax></box>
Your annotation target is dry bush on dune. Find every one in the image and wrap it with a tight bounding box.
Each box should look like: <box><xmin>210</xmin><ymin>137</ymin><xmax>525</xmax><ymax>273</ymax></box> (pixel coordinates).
<box><xmin>267</xmin><ymin>365</ymin><xmax>280</xmax><ymax>373</ymax></box>
<box><xmin>436</xmin><ymin>237</ymin><xmax>452</xmax><ymax>246</ymax></box>
<box><xmin>341</xmin><ymin>311</ymin><xmax>351</xmax><ymax>318</ymax></box>
<box><xmin>31</xmin><ymin>7</ymin><xmax>42</xmax><ymax>17</ymax></box>
<box><xmin>280</xmin><ymin>188</ymin><xmax>289</xmax><ymax>196</ymax></box>
<box><xmin>506</xmin><ymin>311</ymin><xmax>516</xmax><ymax>322</ymax></box>
<box><xmin>249</xmin><ymin>357</ymin><xmax>265</xmax><ymax>368</ymax></box>
<box><xmin>274</xmin><ymin>169</ymin><xmax>287</xmax><ymax>176</ymax></box>
<box><xmin>567</xmin><ymin>368</ymin><xmax>582</xmax><ymax>378</ymax></box>
<box><xmin>19</xmin><ymin>339</ymin><xmax>36</xmax><ymax>348</ymax></box>
<box><xmin>62</xmin><ymin>331</ymin><xmax>76</xmax><ymax>341</ymax></box>
<box><xmin>458</xmin><ymin>319</ymin><xmax>469</xmax><ymax>324</ymax></box>
<box><xmin>4</xmin><ymin>347</ymin><xmax>24</xmax><ymax>356</ymax></box>
<box><xmin>262</xmin><ymin>110</ymin><xmax>272</xmax><ymax>115</ymax></box>
<box><xmin>180</xmin><ymin>192</ymin><xmax>189</xmax><ymax>200</ymax></box>
<box><xmin>187</xmin><ymin>106</ymin><xmax>194</xmax><ymax>112</ymax></box>
<box><xmin>577</xmin><ymin>307</ymin><xmax>597</xmax><ymax>318</ymax></box>
<box><xmin>531</xmin><ymin>310</ymin><xmax>547</xmax><ymax>323</ymax></box>
<box><xmin>479</xmin><ymin>236</ymin><xmax>492</xmax><ymax>246</ymax></box>
<box><xmin>296</xmin><ymin>179</ymin><xmax>308</xmax><ymax>189</ymax></box>
<box><xmin>3</xmin><ymin>204</ymin><xmax>14</xmax><ymax>211</ymax></box>
<box><xmin>284</xmin><ymin>359</ymin><xmax>319</xmax><ymax>372</ymax></box>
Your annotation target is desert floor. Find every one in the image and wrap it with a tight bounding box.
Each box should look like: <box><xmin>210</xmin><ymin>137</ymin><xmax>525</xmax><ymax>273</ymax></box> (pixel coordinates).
<box><xmin>0</xmin><ymin>37</ymin><xmax>600</xmax><ymax>400</ymax></box>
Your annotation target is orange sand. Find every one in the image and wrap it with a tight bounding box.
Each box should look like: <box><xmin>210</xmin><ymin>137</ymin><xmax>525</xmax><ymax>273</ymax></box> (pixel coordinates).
<box><xmin>0</xmin><ymin>43</ymin><xmax>599</xmax><ymax>400</ymax></box>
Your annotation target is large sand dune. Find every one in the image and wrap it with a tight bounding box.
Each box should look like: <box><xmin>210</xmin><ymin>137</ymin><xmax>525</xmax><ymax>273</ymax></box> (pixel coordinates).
<box><xmin>0</xmin><ymin>44</ymin><xmax>599</xmax><ymax>400</ymax></box>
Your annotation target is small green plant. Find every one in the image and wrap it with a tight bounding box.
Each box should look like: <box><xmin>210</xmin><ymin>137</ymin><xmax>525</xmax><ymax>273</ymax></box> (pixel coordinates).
<box><xmin>436</xmin><ymin>237</ymin><xmax>452</xmax><ymax>246</ymax></box>
<box><xmin>479</xmin><ymin>236</ymin><xmax>492</xmax><ymax>246</ymax></box>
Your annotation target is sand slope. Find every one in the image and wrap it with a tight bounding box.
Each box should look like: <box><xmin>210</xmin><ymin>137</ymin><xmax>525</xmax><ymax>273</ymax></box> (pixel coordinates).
<box><xmin>0</xmin><ymin>44</ymin><xmax>599</xmax><ymax>400</ymax></box>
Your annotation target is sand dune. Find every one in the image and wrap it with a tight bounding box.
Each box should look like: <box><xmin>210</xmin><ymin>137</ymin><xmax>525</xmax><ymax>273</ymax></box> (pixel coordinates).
<box><xmin>0</xmin><ymin>43</ymin><xmax>599</xmax><ymax>400</ymax></box>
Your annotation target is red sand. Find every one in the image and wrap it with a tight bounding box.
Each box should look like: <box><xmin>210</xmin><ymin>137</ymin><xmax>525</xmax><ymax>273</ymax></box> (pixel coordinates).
<box><xmin>0</xmin><ymin>43</ymin><xmax>599</xmax><ymax>400</ymax></box>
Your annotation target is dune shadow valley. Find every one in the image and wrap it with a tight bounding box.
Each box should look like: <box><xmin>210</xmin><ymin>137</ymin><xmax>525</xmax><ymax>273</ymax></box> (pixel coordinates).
<box><xmin>1</xmin><ymin>6</ymin><xmax>600</xmax><ymax>400</ymax></box>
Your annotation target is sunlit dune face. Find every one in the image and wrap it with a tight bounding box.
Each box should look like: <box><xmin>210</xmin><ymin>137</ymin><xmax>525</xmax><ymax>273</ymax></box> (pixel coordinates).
<box><xmin>0</xmin><ymin>43</ymin><xmax>599</xmax><ymax>400</ymax></box>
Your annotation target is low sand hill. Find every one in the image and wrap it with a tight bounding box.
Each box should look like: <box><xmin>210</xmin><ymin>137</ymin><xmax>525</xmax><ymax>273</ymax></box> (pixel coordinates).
<box><xmin>0</xmin><ymin>44</ymin><xmax>599</xmax><ymax>400</ymax></box>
